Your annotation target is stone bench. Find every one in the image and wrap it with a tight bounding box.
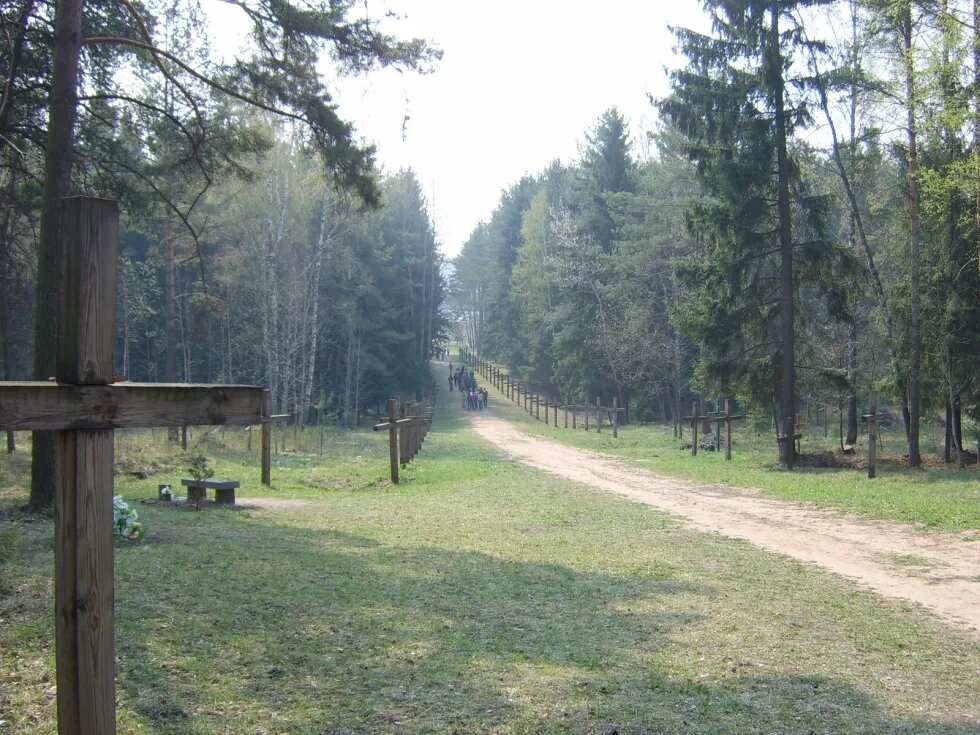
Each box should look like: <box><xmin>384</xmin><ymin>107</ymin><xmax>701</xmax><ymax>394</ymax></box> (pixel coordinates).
<box><xmin>181</xmin><ymin>478</ymin><xmax>240</xmax><ymax>505</ymax></box>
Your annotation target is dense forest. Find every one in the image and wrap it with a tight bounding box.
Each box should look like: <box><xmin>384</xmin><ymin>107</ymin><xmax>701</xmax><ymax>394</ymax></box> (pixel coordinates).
<box><xmin>0</xmin><ymin>0</ymin><xmax>445</xmax><ymax>434</ymax></box>
<box><xmin>1</xmin><ymin>0</ymin><xmax>977</xmax><ymax>479</ymax></box>
<box><xmin>451</xmin><ymin>0</ymin><xmax>979</xmax><ymax>469</ymax></box>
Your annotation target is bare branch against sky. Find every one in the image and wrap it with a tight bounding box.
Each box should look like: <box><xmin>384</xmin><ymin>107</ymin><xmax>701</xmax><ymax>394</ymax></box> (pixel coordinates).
<box><xmin>205</xmin><ymin>0</ymin><xmax>711</xmax><ymax>256</ymax></box>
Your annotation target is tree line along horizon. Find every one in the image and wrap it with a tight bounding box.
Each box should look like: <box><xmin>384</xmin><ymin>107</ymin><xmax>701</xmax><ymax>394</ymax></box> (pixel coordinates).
<box><xmin>450</xmin><ymin>0</ymin><xmax>978</xmax><ymax>470</ymax></box>
<box><xmin>0</xmin><ymin>0</ymin><xmax>977</xmax><ymax>497</ymax></box>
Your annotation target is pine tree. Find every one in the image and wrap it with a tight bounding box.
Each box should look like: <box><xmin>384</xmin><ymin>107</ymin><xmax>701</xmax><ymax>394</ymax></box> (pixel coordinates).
<box><xmin>661</xmin><ymin>0</ymin><xmax>849</xmax><ymax>468</ymax></box>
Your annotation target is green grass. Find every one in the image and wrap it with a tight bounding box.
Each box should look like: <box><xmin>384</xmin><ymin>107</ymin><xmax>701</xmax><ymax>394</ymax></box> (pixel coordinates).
<box><xmin>1</xmin><ymin>390</ymin><xmax>979</xmax><ymax>733</ymax></box>
<box><xmin>474</xmin><ymin>379</ymin><xmax>980</xmax><ymax>532</ymax></box>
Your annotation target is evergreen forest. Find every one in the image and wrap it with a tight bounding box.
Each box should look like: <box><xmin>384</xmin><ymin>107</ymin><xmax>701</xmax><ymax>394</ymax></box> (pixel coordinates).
<box><xmin>451</xmin><ymin>0</ymin><xmax>980</xmax><ymax>470</ymax></box>
<box><xmin>1</xmin><ymin>0</ymin><xmax>978</xmax><ymax>476</ymax></box>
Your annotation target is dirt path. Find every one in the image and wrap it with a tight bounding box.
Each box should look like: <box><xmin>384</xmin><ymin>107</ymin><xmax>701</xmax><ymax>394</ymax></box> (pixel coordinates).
<box><xmin>469</xmin><ymin>412</ymin><xmax>980</xmax><ymax>639</ymax></box>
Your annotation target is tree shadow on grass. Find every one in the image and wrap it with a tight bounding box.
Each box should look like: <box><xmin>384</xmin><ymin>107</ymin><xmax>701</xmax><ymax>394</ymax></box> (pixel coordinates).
<box><xmin>113</xmin><ymin>520</ymin><xmax>978</xmax><ymax>735</ymax></box>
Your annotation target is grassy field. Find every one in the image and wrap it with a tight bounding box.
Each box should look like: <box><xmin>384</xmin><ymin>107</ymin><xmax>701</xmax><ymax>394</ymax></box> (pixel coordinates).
<box><xmin>466</xmin><ymin>372</ymin><xmax>980</xmax><ymax>532</ymax></box>
<box><xmin>1</xmin><ymin>391</ymin><xmax>979</xmax><ymax>734</ymax></box>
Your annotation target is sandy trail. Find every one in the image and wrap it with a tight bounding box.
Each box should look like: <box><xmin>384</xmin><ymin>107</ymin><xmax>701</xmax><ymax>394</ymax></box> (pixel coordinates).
<box><xmin>469</xmin><ymin>412</ymin><xmax>980</xmax><ymax>639</ymax></box>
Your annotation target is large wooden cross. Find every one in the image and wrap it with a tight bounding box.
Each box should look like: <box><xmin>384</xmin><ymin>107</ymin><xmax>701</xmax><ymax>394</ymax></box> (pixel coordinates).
<box><xmin>0</xmin><ymin>198</ymin><xmax>270</xmax><ymax>735</ymax></box>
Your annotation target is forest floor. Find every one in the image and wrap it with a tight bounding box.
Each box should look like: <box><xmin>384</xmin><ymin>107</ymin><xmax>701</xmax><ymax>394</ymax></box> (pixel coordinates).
<box><xmin>1</xmin><ymin>364</ymin><xmax>979</xmax><ymax>733</ymax></box>
<box><xmin>468</xmin><ymin>411</ymin><xmax>980</xmax><ymax>639</ymax></box>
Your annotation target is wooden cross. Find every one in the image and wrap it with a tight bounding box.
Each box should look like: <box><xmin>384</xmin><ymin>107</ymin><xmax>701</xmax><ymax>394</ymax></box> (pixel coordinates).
<box><xmin>794</xmin><ymin>417</ymin><xmax>807</xmax><ymax>455</ymax></box>
<box><xmin>372</xmin><ymin>398</ymin><xmax>431</xmax><ymax>481</ymax></box>
<box><xmin>0</xmin><ymin>198</ymin><xmax>268</xmax><ymax>735</ymax></box>
<box><xmin>709</xmin><ymin>398</ymin><xmax>746</xmax><ymax>461</ymax></box>
<box><xmin>372</xmin><ymin>399</ymin><xmax>401</xmax><ymax>483</ymax></box>
<box><xmin>861</xmin><ymin>392</ymin><xmax>887</xmax><ymax>479</ymax></box>
<box><xmin>683</xmin><ymin>401</ymin><xmax>710</xmax><ymax>456</ymax></box>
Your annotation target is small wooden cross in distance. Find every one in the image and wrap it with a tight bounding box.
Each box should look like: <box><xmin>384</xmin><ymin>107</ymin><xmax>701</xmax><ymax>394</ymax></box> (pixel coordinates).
<box><xmin>0</xmin><ymin>198</ymin><xmax>269</xmax><ymax>735</ymax></box>
<box><xmin>683</xmin><ymin>401</ymin><xmax>710</xmax><ymax>456</ymax></box>
<box><xmin>861</xmin><ymin>392</ymin><xmax>887</xmax><ymax>479</ymax></box>
<box><xmin>710</xmin><ymin>399</ymin><xmax>746</xmax><ymax>461</ymax></box>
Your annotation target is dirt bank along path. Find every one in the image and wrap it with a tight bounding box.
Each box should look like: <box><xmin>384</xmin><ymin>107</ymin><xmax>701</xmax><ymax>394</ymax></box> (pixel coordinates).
<box><xmin>469</xmin><ymin>412</ymin><xmax>980</xmax><ymax>639</ymax></box>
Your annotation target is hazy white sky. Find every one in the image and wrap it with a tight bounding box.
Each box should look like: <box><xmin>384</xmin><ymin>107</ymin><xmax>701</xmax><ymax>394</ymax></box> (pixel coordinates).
<box><xmin>210</xmin><ymin>1</ymin><xmax>712</xmax><ymax>257</ymax></box>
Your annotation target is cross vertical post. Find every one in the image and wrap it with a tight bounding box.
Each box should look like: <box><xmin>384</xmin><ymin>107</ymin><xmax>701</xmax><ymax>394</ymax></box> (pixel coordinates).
<box><xmin>717</xmin><ymin>399</ymin><xmax>746</xmax><ymax>461</ymax></box>
<box><xmin>613</xmin><ymin>397</ymin><xmax>618</xmax><ymax>438</ymax></box>
<box><xmin>261</xmin><ymin>391</ymin><xmax>271</xmax><ymax>485</ymax></box>
<box><xmin>0</xmin><ymin>197</ymin><xmax>269</xmax><ymax>735</ymax></box>
<box><xmin>55</xmin><ymin>197</ymin><xmax>117</xmax><ymax>735</ymax></box>
<box><xmin>862</xmin><ymin>392</ymin><xmax>886</xmax><ymax>479</ymax></box>
<box><xmin>725</xmin><ymin>399</ymin><xmax>732</xmax><ymax>460</ymax></box>
<box><xmin>714</xmin><ymin>398</ymin><xmax>721</xmax><ymax>450</ymax></box>
<box><xmin>685</xmin><ymin>401</ymin><xmax>701</xmax><ymax>456</ymax></box>
<box><xmin>399</xmin><ymin>397</ymin><xmax>408</xmax><ymax>469</ymax></box>
<box><xmin>387</xmin><ymin>399</ymin><xmax>399</xmax><ymax>483</ymax></box>
<box><xmin>596</xmin><ymin>396</ymin><xmax>601</xmax><ymax>434</ymax></box>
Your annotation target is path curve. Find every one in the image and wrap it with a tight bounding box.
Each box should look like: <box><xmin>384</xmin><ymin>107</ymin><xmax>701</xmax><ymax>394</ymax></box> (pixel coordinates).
<box><xmin>469</xmin><ymin>412</ymin><xmax>980</xmax><ymax>639</ymax></box>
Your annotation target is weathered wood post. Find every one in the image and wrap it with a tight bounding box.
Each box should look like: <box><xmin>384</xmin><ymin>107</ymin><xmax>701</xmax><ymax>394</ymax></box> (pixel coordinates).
<box><xmin>387</xmin><ymin>399</ymin><xmax>399</xmax><ymax>483</ymax></box>
<box><xmin>687</xmin><ymin>401</ymin><xmax>700</xmax><ymax>456</ymax></box>
<box><xmin>0</xmin><ymin>197</ymin><xmax>270</xmax><ymax>735</ymax></box>
<box><xmin>596</xmin><ymin>396</ymin><xmax>601</xmax><ymax>434</ymax></box>
<box><xmin>399</xmin><ymin>398</ymin><xmax>408</xmax><ymax>468</ymax></box>
<box><xmin>564</xmin><ymin>404</ymin><xmax>568</xmax><ymax>429</ymax></box>
<box><xmin>261</xmin><ymin>392</ymin><xmax>272</xmax><ymax>485</ymax></box>
<box><xmin>724</xmin><ymin>399</ymin><xmax>733</xmax><ymax>460</ymax></box>
<box><xmin>862</xmin><ymin>393</ymin><xmax>886</xmax><ymax>480</ymax></box>
<box><xmin>553</xmin><ymin>401</ymin><xmax>558</xmax><ymax>427</ymax></box>
<box><xmin>613</xmin><ymin>397</ymin><xmax>618</xmax><ymax>438</ymax></box>
<box><xmin>572</xmin><ymin>405</ymin><xmax>576</xmax><ymax>429</ymax></box>
<box><xmin>371</xmin><ymin>398</ymin><xmax>402</xmax><ymax>483</ymax></box>
<box><xmin>535</xmin><ymin>394</ymin><xmax>540</xmax><ymax>421</ymax></box>
<box><xmin>412</xmin><ymin>402</ymin><xmax>421</xmax><ymax>460</ymax></box>
<box><xmin>584</xmin><ymin>403</ymin><xmax>589</xmax><ymax>432</ymax></box>
<box><xmin>56</xmin><ymin>197</ymin><xmax>118</xmax><ymax>734</ymax></box>
<box><xmin>720</xmin><ymin>399</ymin><xmax>746</xmax><ymax>461</ymax></box>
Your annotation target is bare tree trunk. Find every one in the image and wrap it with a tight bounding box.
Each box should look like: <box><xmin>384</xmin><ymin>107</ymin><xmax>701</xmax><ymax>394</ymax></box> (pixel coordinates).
<box><xmin>263</xmin><ymin>170</ymin><xmax>288</xmax><ymax>412</ymax></box>
<box><xmin>771</xmin><ymin>2</ymin><xmax>796</xmax><ymax>469</ymax></box>
<box><xmin>975</xmin><ymin>0</ymin><xmax>980</xmax><ymax>274</ymax></box>
<box><xmin>0</xmin><ymin>252</ymin><xmax>14</xmax><ymax>453</ymax></box>
<box><xmin>808</xmin><ymin>6</ymin><xmax>911</xmax><ymax>442</ymax></box>
<box><xmin>30</xmin><ymin>0</ymin><xmax>83</xmax><ymax>507</ymax></box>
<box><xmin>300</xmin><ymin>187</ymin><xmax>331</xmax><ymax>429</ymax></box>
<box><xmin>353</xmin><ymin>332</ymin><xmax>362</xmax><ymax>428</ymax></box>
<box><xmin>901</xmin><ymin>4</ymin><xmax>923</xmax><ymax>468</ymax></box>
<box><xmin>165</xmin><ymin>221</ymin><xmax>179</xmax><ymax>441</ymax></box>
<box><xmin>120</xmin><ymin>262</ymin><xmax>130</xmax><ymax>379</ymax></box>
<box><xmin>225</xmin><ymin>291</ymin><xmax>233</xmax><ymax>381</ymax></box>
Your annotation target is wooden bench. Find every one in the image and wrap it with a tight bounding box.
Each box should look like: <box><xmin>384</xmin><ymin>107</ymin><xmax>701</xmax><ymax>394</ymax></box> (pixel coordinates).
<box><xmin>181</xmin><ymin>478</ymin><xmax>240</xmax><ymax>505</ymax></box>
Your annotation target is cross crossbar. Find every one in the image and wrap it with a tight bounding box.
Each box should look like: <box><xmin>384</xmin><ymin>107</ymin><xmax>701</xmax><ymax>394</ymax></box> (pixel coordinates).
<box><xmin>0</xmin><ymin>382</ymin><xmax>264</xmax><ymax>431</ymax></box>
<box><xmin>0</xmin><ymin>198</ymin><xmax>274</xmax><ymax>734</ymax></box>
